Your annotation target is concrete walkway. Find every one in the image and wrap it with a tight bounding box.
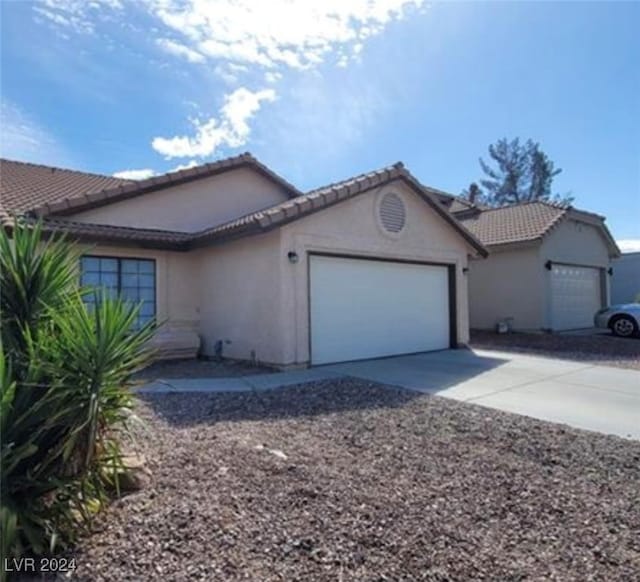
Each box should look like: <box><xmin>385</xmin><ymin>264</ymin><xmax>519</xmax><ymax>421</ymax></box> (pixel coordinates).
<box><xmin>139</xmin><ymin>349</ymin><xmax>640</xmax><ymax>440</ymax></box>
<box><xmin>139</xmin><ymin>366</ymin><xmax>343</xmax><ymax>394</ymax></box>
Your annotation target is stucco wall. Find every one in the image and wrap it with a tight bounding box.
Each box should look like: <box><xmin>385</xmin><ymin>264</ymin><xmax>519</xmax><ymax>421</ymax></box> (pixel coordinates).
<box><xmin>70</xmin><ymin>168</ymin><xmax>290</xmax><ymax>232</ymax></box>
<box><xmin>79</xmin><ymin>180</ymin><xmax>479</xmax><ymax>367</ymax></box>
<box><xmin>468</xmin><ymin>219</ymin><xmax>613</xmax><ymax>331</ymax></box>
<box><xmin>468</xmin><ymin>245</ymin><xmax>544</xmax><ymax>331</ymax></box>
<box><xmin>540</xmin><ymin>219</ymin><xmax>612</xmax><ymax>327</ymax></box>
<box><xmin>79</xmin><ymin>244</ymin><xmax>201</xmax><ymax>357</ymax></box>
<box><xmin>541</xmin><ymin>219</ymin><xmax>611</xmax><ymax>267</ymax></box>
<box><xmin>278</xmin><ymin>180</ymin><xmax>477</xmax><ymax>366</ymax></box>
<box><xmin>193</xmin><ymin>232</ymin><xmax>286</xmax><ymax>365</ymax></box>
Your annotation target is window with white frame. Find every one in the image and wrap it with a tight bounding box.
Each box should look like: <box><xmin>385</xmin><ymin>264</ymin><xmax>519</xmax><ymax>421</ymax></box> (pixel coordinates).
<box><xmin>79</xmin><ymin>256</ymin><xmax>156</xmax><ymax>328</ymax></box>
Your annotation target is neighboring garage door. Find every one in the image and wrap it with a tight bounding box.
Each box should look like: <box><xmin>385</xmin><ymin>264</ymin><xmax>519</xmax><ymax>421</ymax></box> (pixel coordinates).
<box><xmin>550</xmin><ymin>264</ymin><xmax>602</xmax><ymax>331</ymax></box>
<box><xmin>309</xmin><ymin>255</ymin><xmax>452</xmax><ymax>365</ymax></box>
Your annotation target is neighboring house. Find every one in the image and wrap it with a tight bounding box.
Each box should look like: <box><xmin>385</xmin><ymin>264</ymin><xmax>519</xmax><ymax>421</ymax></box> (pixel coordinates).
<box><xmin>612</xmin><ymin>252</ymin><xmax>640</xmax><ymax>304</ymax></box>
<box><xmin>450</xmin><ymin>201</ymin><xmax>620</xmax><ymax>332</ymax></box>
<box><xmin>0</xmin><ymin>155</ymin><xmax>487</xmax><ymax>367</ymax></box>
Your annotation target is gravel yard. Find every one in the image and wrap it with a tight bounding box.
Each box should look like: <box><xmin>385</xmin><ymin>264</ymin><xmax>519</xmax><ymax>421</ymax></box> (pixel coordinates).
<box><xmin>136</xmin><ymin>357</ymin><xmax>273</xmax><ymax>380</ymax></box>
<box><xmin>471</xmin><ymin>330</ymin><xmax>640</xmax><ymax>370</ymax></box>
<box><xmin>63</xmin><ymin>379</ymin><xmax>640</xmax><ymax>581</ymax></box>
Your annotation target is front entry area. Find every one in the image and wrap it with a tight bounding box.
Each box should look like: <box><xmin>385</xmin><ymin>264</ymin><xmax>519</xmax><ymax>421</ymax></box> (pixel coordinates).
<box><xmin>309</xmin><ymin>254</ymin><xmax>453</xmax><ymax>365</ymax></box>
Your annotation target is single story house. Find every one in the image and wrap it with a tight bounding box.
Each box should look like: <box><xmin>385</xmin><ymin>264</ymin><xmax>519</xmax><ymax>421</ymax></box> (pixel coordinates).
<box><xmin>447</xmin><ymin>201</ymin><xmax>620</xmax><ymax>332</ymax></box>
<box><xmin>1</xmin><ymin>155</ymin><xmax>488</xmax><ymax>367</ymax></box>
<box><xmin>611</xmin><ymin>251</ymin><xmax>640</xmax><ymax>304</ymax></box>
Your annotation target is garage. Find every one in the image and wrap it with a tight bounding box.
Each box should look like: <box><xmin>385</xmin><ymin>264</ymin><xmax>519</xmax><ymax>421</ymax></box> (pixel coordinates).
<box><xmin>550</xmin><ymin>264</ymin><xmax>602</xmax><ymax>331</ymax></box>
<box><xmin>309</xmin><ymin>254</ymin><xmax>453</xmax><ymax>365</ymax></box>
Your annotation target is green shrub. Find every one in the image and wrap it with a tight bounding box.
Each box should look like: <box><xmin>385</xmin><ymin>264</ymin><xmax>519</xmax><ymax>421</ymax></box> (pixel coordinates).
<box><xmin>1</xmin><ymin>221</ymin><xmax>155</xmax><ymax>578</ymax></box>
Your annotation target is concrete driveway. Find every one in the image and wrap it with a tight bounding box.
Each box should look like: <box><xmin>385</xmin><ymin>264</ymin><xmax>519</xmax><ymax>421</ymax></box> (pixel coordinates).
<box><xmin>141</xmin><ymin>349</ymin><xmax>640</xmax><ymax>440</ymax></box>
<box><xmin>325</xmin><ymin>349</ymin><xmax>640</xmax><ymax>440</ymax></box>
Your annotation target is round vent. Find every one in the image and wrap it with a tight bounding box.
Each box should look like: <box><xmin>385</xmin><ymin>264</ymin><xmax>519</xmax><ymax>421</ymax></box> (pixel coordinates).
<box><xmin>379</xmin><ymin>192</ymin><xmax>406</xmax><ymax>233</ymax></box>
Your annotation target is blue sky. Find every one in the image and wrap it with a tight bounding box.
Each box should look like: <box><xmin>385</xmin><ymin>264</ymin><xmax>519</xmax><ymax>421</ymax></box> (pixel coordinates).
<box><xmin>1</xmin><ymin>1</ymin><xmax>638</xmax><ymax>247</ymax></box>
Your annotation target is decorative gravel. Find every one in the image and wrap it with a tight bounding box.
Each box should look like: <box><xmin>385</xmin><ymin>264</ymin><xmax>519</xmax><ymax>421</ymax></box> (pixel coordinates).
<box><xmin>65</xmin><ymin>380</ymin><xmax>640</xmax><ymax>581</ymax></box>
<box><xmin>135</xmin><ymin>357</ymin><xmax>273</xmax><ymax>380</ymax></box>
<box><xmin>471</xmin><ymin>330</ymin><xmax>640</xmax><ymax>370</ymax></box>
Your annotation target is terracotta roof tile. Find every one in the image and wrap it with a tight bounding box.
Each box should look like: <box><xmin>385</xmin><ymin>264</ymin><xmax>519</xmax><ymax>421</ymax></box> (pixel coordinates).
<box><xmin>0</xmin><ymin>214</ymin><xmax>191</xmax><ymax>250</ymax></box>
<box><xmin>456</xmin><ymin>202</ymin><xmax>570</xmax><ymax>246</ymax></box>
<box><xmin>37</xmin><ymin>152</ymin><xmax>301</xmax><ymax>216</ymax></box>
<box><xmin>189</xmin><ymin>163</ymin><xmax>488</xmax><ymax>257</ymax></box>
<box><xmin>42</xmin><ymin>218</ymin><xmax>192</xmax><ymax>245</ymax></box>
<box><xmin>2</xmin><ymin>157</ymin><xmax>488</xmax><ymax>257</ymax></box>
<box><xmin>1</xmin><ymin>153</ymin><xmax>301</xmax><ymax>218</ymax></box>
<box><xmin>0</xmin><ymin>159</ymin><xmax>131</xmax><ymax>214</ymax></box>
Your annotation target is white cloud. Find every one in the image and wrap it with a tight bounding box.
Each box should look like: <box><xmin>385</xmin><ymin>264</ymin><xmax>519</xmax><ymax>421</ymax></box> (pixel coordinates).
<box><xmin>33</xmin><ymin>0</ymin><xmax>123</xmax><ymax>35</ymax></box>
<box><xmin>0</xmin><ymin>101</ymin><xmax>72</xmax><ymax>167</ymax></box>
<box><xmin>617</xmin><ymin>239</ymin><xmax>640</xmax><ymax>253</ymax></box>
<box><xmin>264</xmin><ymin>71</ymin><xmax>282</xmax><ymax>84</ymax></box>
<box><xmin>113</xmin><ymin>168</ymin><xmax>156</xmax><ymax>180</ymax></box>
<box><xmin>170</xmin><ymin>160</ymin><xmax>200</xmax><ymax>172</ymax></box>
<box><xmin>149</xmin><ymin>0</ymin><xmax>424</xmax><ymax>70</ymax></box>
<box><xmin>152</xmin><ymin>87</ymin><xmax>276</xmax><ymax>159</ymax></box>
<box><xmin>30</xmin><ymin>0</ymin><xmax>424</xmax><ymax>164</ymax></box>
<box><xmin>214</xmin><ymin>63</ymin><xmax>245</xmax><ymax>85</ymax></box>
<box><xmin>34</xmin><ymin>0</ymin><xmax>423</xmax><ymax>68</ymax></box>
<box><xmin>156</xmin><ymin>38</ymin><xmax>205</xmax><ymax>63</ymax></box>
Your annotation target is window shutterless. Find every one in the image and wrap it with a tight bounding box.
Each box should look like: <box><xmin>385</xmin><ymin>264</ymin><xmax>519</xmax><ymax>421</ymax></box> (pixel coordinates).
<box><xmin>80</xmin><ymin>255</ymin><xmax>156</xmax><ymax>328</ymax></box>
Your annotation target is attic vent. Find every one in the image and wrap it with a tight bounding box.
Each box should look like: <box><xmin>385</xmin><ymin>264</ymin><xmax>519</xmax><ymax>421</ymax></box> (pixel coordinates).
<box><xmin>379</xmin><ymin>192</ymin><xmax>406</xmax><ymax>233</ymax></box>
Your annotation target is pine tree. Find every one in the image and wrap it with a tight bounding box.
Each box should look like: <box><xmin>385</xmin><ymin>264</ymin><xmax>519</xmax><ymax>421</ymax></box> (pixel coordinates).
<box><xmin>479</xmin><ymin>138</ymin><xmax>531</xmax><ymax>205</ymax></box>
<box><xmin>467</xmin><ymin>137</ymin><xmax>572</xmax><ymax>207</ymax></box>
<box><xmin>527</xmin><ymin>145</ymin><xmax>563</xmax><ymax>202</ymax></box>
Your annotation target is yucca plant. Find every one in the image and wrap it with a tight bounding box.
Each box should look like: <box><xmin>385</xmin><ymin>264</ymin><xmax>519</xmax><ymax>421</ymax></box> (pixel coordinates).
<box><xmin>1</xmin><ymin>221</ymin><xmax>155</xmax><ymax>579</ymax></box>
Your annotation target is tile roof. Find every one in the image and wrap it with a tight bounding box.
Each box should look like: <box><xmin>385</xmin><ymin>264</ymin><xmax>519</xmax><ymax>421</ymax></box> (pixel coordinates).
<box><xmin>455</xmin><ymin>200</ymin><xmax>619</xmax><ymax>260</ymax></box>
<box><xmin>0</xmin><ymin>154</ymin><xmax>301</xmax><ymax>219</ymax></box>
<box><xmin>188</xmin><ymin>163</ymin><xmax>409</xmax><ymax>246</ymax></box>
<box><xmin>42</xmin><ymin>218</ymin><xmax>193</xmax><ymax>248</ymax></box>
<box><xmin>27</xmin><ymin>153</ymin><xmax>301</xmax><ymax>217</ymax></box>
<box><xmin>0</xmin><ymin>159</ymin><xmax>130</xmax><ymax>214</ymax></box>
<box><xmin>189</xmin><ymin>162</ymin><xmax>488</xmax><ymax>257</ymax></box>
<box><xmin>456</xmin><ymin>201</ymin><xmax>568</xmax><ymax>246</ymax></box>
<box><xmin>1</xmin><ymin>156</ymin><xmax>488</xmax><ymax>256</ymax></box>
<box><xmin>1</xmin><ymin>213</ymin><xmax>192</xmax><ymax>249</ymax></box>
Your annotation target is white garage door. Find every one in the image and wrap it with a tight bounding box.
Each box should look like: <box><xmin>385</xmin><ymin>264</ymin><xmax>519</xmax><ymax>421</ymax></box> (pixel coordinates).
<box><xmin>550</xmin><ymin>264</ymin><xmax>602</xmax><ymax>331</ymax></box>
<box><xmin>309</xmin><ymin>255</ymin><xmax>451</xmax><ymax>365</ymax></box>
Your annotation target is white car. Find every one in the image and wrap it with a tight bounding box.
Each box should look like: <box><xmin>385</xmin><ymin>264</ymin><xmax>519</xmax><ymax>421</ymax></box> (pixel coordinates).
<box><xmin>594</xmin><ymin>304</ymin><xmax>640</xmax><ymax>338</ymax></box>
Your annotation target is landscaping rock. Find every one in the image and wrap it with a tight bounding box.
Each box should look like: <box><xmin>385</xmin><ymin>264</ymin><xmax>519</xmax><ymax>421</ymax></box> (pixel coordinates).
<box><xmin>64</xmin><ymin>379</ymin><xmax>640</xmax><ymax>581</ymax></box>
<box><xmin>116</xmin><ymin>454</ymin><xmax>152</xmax><ymax>492</ymax></box>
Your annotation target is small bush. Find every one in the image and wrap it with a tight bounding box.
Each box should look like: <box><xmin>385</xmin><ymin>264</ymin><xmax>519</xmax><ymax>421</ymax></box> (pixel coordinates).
<box><xmin>1</xmin><ymin>221</ymin><xmax>155</xmax><ymax>578</ymax></box>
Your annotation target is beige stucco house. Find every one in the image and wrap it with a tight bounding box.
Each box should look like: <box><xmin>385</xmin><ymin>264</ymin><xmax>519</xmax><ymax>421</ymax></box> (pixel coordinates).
<box><xmin>448</xmin><ymin>201</ymin><xmax>620</xmax><ymax>332</ymax></box>
<box><xmin>1</xmin><ymin>154</ymin><xmax>488</xmax><ymax>367</ymax></box>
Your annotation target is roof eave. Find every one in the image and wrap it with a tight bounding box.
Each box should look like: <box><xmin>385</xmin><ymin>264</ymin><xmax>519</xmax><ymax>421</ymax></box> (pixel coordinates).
<box><xmin>28</xmin><ymin>154</ymin><xmax>302</xmax><ymax>218</ymax></box>
<box><xmin>483</xmin><ymin>238</ymin><xmax>543</xmax><ymax>252</ymax></box>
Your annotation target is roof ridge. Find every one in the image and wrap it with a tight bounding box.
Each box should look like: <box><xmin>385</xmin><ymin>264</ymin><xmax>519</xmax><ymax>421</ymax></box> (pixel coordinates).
<box><xmin>305</xmin><ymin>162</ymin><xmax>404</xmax><ymax>195</ymax></box>
<box><xmin>0</xmin><ymin>157</ymin><xmax>129</xmax><ymax>182</ymax></box>
<box><xmin>26</xmin><ymin>152</ymin><xmax>301</xmax><ymax>217</ymax></box>
<box><xmin>6</xmin><ymin>160</ymin><xmax>488</xmax><ymax>257</ymax></box>
<box><xmin>471</xmin><ymin>200</ymin><xmax>571</xmax><ymax>214</ymax></box>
